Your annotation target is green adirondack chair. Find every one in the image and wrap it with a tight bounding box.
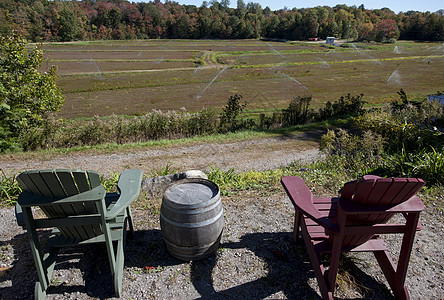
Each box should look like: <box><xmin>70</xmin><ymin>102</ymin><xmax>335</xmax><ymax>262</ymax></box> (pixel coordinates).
<box><xmin>15</xmin><ymin>168</ymin><xmax>143</xmax><ymax>299</ymax></box>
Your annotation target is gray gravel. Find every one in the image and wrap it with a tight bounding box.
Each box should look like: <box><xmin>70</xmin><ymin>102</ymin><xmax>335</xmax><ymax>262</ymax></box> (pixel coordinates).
<box><xmin>0</xmin><ymin>192</ymin><xmax>442</xmax><ymax>299</ymax></box>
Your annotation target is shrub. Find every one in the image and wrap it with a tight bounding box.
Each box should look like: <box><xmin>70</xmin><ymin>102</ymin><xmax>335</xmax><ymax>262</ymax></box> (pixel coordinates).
<box><xmin>320</xmin><ymin>128</ymin><xmax>385</xmax><ymax>175</ymax></box>
<box><xmin>356</xmin><ymin>103</ymin><xmax>443</xmax><ymax>152</ymax></box>
<box><xmin>17</xmin><ymin>108</ymin><xmax>220</xmax><ymax>150</ymax></box>
<box><xmin>318</xmin><ymin>93</ymin><xmax>366</xmax><ymax>120</ymax></box>
<box><xmin>390</xmin><ymin>89</ymin><xmax>423</xmax><ymax>110</ymax></box>
<box><xmin>219</xmin><ymin>94</ymin><xmax>247</xmax><ymax>132</ymax></box>
<box><xmin>282</xmin><ymin>96</ymin><xmax>312</xmax><ymax>126</ymax></box>
<box><xmin>379</xmin><ymin>146</ymin><xmax>444</xmax><ymax>185</ymax></box>
<box><xmin>323</xmin><ymin>99</ymin><xmax>444</xmax><ymax>185</ymax></box>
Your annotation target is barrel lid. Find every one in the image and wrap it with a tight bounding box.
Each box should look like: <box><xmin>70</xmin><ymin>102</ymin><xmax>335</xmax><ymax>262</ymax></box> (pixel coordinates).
<box><xmin>164</xmin><ymin>178</ymin><xmax>219</xmax><ymax>208</ymax></box>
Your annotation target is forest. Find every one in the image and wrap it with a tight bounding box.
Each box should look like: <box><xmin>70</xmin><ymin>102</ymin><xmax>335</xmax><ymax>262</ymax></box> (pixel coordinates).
<box><xmin>0</xmin><ymin>0</ymin><xmax>443</xmax><ymax>42</ymax></box>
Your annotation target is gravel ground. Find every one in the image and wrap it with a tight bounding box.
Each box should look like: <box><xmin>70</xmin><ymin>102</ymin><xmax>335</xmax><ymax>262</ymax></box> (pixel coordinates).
<box><xmin>0</xmin><ymin>193</ymin><xmax>443</xmax><ymax>299</ymax></box>
<box><xmin>0</xmin><ymin>135</ymin><xmax>443</xmax><ymax>299</ymax></box>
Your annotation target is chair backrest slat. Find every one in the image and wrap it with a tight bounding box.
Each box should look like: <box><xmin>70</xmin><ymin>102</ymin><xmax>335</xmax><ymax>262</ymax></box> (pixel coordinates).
<box><xmin>72</xmin><ymin>170</ymin><xmax>91</xmax><ymax>193</ymax></box>
<box><xmin>17</xmin><ymin>169</ymin><xmax>106</xmax><ymax>242</ymax></box>
<box><xmin>55</xmin><ymin>169</ymin><xmax>79</xmax><ymax>196</ymax></box>
<box><xmin>390</xmin><ymin>179</ymin><xmax>424</xmax><ymax>205</ymax></box>
<box><xmin>87</xmin><ymin>170</ymin><xmax>101</xmax><ymax>189</ymax></box>
<box><xmin>38</xmin><ymin>170</ymin><xmax>67</xmax><ymax>197</ymax></box>
<box><xmin>366</xmin><ymin>178</ymin><xmax>392</xmax><ymax>205</ymax></box>
<box><xmin>338</xmin><ymin>176</ymin><xmax>425</xmax><ymax>247</ymax></box>
<box><xmin>352</xmin><ymin>180</ymin><xmax>376</xmax><ymax>204</ymax></box>
<box><xmin>23</xmin><ymin>170</ymin><xmax>54</xmax><ymax>196</ymax></box>
<box><xmin>16</xmin><ymin>172</ymin><xmax>41</xmax><ymax>195</ymax></box>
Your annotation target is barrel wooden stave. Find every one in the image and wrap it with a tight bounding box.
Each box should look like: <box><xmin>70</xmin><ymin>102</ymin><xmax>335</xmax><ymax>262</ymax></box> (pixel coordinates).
<box><xmin>160</xmin><ymin>178</ymin><xmax>223</xmax><ymax>261</ymax></box>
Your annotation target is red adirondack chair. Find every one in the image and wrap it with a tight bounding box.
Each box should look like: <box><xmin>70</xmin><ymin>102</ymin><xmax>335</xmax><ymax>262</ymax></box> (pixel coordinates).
<box><xmin>281</xmin><ymin>175</ymin><xmax>425</xmax><ymax>300</ymax></box>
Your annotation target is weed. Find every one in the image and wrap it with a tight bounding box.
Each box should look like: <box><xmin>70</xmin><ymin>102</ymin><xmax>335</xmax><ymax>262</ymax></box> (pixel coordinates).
<box><xmin>0</xmin><ymin>170</ymin><xmax>22</xmax><ymax>206</ymax></box>
<box><xmin>100</xmin><ymin>171</ymin><xmax>120</xmax><ymax>192</ymax></box>
<box><xmin>149</xmin><ymin>163</ymin><xmax>179</xmax><ymax>177</ymax></box>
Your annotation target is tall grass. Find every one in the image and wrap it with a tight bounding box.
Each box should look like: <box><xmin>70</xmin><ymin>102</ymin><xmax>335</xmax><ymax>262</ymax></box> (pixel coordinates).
<box><xmin>21</xmin><ymin>108</ymin><xmax>218</xmax><ymax>150</ymax></box>
<box><xmin>0</xmin><ymin>170</ymin><xmax>22</xmax><ymax>206</ymax></box>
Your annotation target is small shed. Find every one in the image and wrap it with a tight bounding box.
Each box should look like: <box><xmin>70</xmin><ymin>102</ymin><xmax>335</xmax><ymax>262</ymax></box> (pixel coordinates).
<box><xmin>428</xmin><ymin>94</ymin><xmax>444</xmax><ymax>105</ymax></box>
<box><xmin>326</xmin><ymin>37</ymin><xmax>335</xmax><ymax>45</ymax></box>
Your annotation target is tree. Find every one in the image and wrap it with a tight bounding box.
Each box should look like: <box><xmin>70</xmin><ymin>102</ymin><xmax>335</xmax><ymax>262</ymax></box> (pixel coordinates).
<box><xmin>58</xmin><ymin>6</ymin><xmax>80</xmax><ymax>41</ymax></box>
<box><xmin>375</xmin><ymin>18</ymin><xmax>398</xmax><ymax>41</ymax></box>
<box><xmin>0</xmin><ymin>33</ymin><xmax>64</xmax><ymax>151</ymax></box>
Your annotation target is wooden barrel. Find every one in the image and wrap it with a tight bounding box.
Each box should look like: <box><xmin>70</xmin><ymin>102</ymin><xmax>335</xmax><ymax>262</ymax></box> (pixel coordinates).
<box><xmin>160</xmin><ymin>178</ymin><xmax>223</xmax><ymax>261</ymax></box>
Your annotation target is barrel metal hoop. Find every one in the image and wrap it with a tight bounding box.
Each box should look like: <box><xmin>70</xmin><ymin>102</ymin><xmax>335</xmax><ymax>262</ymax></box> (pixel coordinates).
<box><xmin>162</xmin><ymin>197</ymin><xmax>221</xmax><ymax>215</ymax></box>
<box><xmin>160</xmin><ymin>208</ymin><xmax>223</xmax><ymax>229</ymax></box>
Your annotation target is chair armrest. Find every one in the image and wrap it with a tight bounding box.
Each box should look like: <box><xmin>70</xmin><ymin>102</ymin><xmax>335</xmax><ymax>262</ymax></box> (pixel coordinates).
<box><xmin>106</xmin><ymin>169</ymin><xmax>142</xmax><ymax>220</ymax></box>
<box><xmin>339</xmin><ymin>195</ymin><xmax>425</xmax><ymax>214</ymax></box>
<box><xmin>281</xmin><ymin>176</ymin><xmax>339</xmax><ymax>232</ymax></box>
<box><xmin>17</xmin><ymin>186</ymin><xmax>106</xmax><ymax>207</ymax></box>
<box><xmin>15</xmin><ymin>203</ymin><xmax>25</xmax><ymax>228</ymax></box>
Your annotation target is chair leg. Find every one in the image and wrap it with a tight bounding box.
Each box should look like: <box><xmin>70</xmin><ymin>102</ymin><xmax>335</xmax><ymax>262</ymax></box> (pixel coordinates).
<box><xmin>301</xmin><ymin>222</ymin><xmax>333</xmax><ymax>300</ymax></box>
<box><xmin>374</xmin><ymin>212</ymin><xmax>419</xmax><ymax>300</ymax></box>
<box><xmin>30</xmin><ymin>244</ymin><xmax>59</xmax><ymax>300</ymax></box>
<box><xmin>23</xmin><ymin>207</ymin><xmax>52</xmax><ymax>298</ymax></box>
<box><xmin>327</xmin><ymin>234</ymin><xmax>343</xmax><ymax>295</ymax></box>
<box><xmin>34</xmin><ymin>282</ymin><xmax>47</xmax><ymax>300</ymax></box>
<box><xmin>374</xmin><ymin>250</ymin><xmax>409</xmax><ymax>300</ymax></box>
<box><xmin>126</xmin><ymin>206</ymin><xmax>134</xmax><ymax>234</ymax></box>
<box><xmin>293</xmin><ymin>211</ymin><xmax>302</xmax><ymax>243</ymax></box>
<box><xmin>114</xmin><ymin>235</ymin><xmax>125</xmax><ymax>297</ymax></box>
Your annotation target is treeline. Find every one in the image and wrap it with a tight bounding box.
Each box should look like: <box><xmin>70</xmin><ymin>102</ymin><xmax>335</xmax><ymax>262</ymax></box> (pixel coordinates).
<box><xmin>1</xmin><ymin>0</ymin><xmax>443</xmax><ymax>42</ymax></box>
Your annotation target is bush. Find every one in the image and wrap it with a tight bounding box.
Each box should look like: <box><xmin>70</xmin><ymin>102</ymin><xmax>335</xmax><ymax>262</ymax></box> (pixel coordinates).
<box><xmin>282</xmin><ymin>96</ymin><xmax>312</xmax><ymax>126</ymax></box>
<box><xmin>355</xmin><ymin>102</ymin><xmax>443</xmax><ymax>152</ymax></box>
<box><xmin>18</xmin><ymin>109</ymin><xmax>220</xmax><ymax>150</ymax></box>
<box><xmin>219</xmin><ymin>94</ymin><xmax>246</xmax><ymax>132</ymax></box>
<box><xmin>320</xmin><ymin>128</ymin><xmax>385</xmax><ymax>175</ymax></box>
<box><xmin>318</xmin><ymin>93</ymin><xmax>366</xmax><ymax>120</ymax></box>
<box><xmin>321</xmin><ymin>98</ymin><xmax>444</xmax><ymax>185</ymax></box>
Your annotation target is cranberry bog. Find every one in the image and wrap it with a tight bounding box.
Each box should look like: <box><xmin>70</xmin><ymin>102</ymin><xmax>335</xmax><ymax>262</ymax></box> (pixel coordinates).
<box><xmin>40</xmin><ymin>39</ymin><xmax>444</xmax><ymax>118</ymax></box>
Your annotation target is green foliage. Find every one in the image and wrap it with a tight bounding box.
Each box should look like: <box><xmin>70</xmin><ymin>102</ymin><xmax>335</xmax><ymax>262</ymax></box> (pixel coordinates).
<box><xmin>320</xmin><ymin>129</ymin><xmax>385</xmax><ymax>176</ymax></box>
<box><xmin>0</xmin><ymin>33</ymin><xmax>64</xmax><ymax>152</ymax></box>
<box><xmin>379</xmin><ymin>146</ymin><xmax>444</xmax><ymax>185</ymax></box>
<box><xmin>282</xmin><ymin>96</ymin><xmax>312</xmax><ymax>126</ymax></box>
<box><xmin>321</xmin><ymin>99</ymin><xmax>444</xmax><ymax>185</ymax></box>
<box><xmin>100</xmin><ymin>171</ymin><xmax>120</xmax><ymax>192</ymax></box>
<box><xmin>356</xmin><ymin>101</ymin><xmax>443</xmax><ymax>152</ymax></box>
<box><xmin>219</xmin><ymin>94</ymin><xmax>248</xmax><ymax>132</ymax></box>
<box><xmin>206</xmin><ymin>165</ymin><xmax>284</xmax><ymax>195</ymax></box>
<box><xmin>0</xmin><ymin>170</ymin><xmax>22</xmax><ymax>206</ymax></box>
<box><xmin>390</xmin><ymin>88</ymin><xmax>424</xmax><ymax>110</ymax></box>
<box><xmin>18</xmin><ymin>109</ymin><xmax>219</xmax><ymax>150</ymax></box>
<box><xmin>319</xmin><ymin>93</ymin><xmax>366</xmax><ymax>120</ymax></box>
<box><xmin>150</xmin><ymin>164</ymin><xmax>179</xmax><ymax>177</ymax></box>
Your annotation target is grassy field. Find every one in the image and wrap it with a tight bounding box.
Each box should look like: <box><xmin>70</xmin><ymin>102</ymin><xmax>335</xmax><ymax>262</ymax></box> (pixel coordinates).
<box><xmin>40</xmin><ymin>39</ymin><xmax>444</xmax><ymax>118</ymax></box>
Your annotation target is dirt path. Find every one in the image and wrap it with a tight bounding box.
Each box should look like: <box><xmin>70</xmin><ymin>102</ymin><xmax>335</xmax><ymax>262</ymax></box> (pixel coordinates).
<box><xmin>0</xmin><ymin>133</ymin><xmax>322</xmax><ymax>177</ymax></box>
